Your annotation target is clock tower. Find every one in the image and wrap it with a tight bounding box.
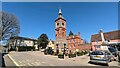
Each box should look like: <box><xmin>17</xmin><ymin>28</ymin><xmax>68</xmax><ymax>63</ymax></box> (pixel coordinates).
<box><xmin>55</xmin><ymin>9</ymin><xmax>67</xmax><ymax>52</ymax></box>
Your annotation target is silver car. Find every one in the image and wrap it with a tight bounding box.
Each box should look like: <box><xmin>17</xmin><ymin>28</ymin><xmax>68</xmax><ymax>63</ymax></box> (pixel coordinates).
<box><xmin>90</xmin><ymin>50</ymin><xmax>111</xmax><ymax>64</ymax></box>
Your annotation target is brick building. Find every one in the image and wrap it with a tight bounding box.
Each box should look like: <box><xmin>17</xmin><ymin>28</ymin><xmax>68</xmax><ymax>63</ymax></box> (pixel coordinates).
<box><xmin>67</xmin><ymin>32</ymin><xmax>83</xmax><ymax>51</ymax></box>
<box><xmin>91</xmin><ymin>30</ymin><xmax>120</xmax><ymax>51</ymax></box>
<box><xmin>54</xmin><ymin>9</ymin><xmax>67</xmax><ymax>52</ymax></box>
<box><xmin>54</xmin><ymin>9</ymin><xmax>84</xmax><ymax>52</ymax></box>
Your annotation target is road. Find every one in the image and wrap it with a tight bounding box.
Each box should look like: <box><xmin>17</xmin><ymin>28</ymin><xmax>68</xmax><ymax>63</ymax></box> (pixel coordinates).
<box><xmin>4</xmin><ymin>51</ymin><xmax>120</xmax><ymax>66</ymax></box>
<box><xmin>5</xmin><ymin>51</ymin><xmax>81</xmax><ymax>66</ymax></box>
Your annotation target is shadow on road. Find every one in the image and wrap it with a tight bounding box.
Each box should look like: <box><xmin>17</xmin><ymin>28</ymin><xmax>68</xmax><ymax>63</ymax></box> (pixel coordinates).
<box><xmin>0</xmin><ymin>53</ymin><xmax>7</xmax><ymax>67</ymax></box>
<box><xmin>88</xmin><ymin>61</ymin><xmax>109</xmax><ymax>66</ymax></box>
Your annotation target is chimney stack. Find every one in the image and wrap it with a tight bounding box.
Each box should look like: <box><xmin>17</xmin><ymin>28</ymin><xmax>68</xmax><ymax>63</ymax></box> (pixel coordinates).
<box><xmin>99</xmin><ymin>29</ymin><xmax>105</xmax><ymax>43</ymax></box>
<box><xmin>78</xmin><ymin>32</ymin><xmax>80</xmax><ymax>37</ymax></box>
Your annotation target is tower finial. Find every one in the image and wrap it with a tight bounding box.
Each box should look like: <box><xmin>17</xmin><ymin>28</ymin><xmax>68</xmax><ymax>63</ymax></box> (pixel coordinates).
<box><xmin>59</xmin><ymin>8</ymin><xmax>62</xmax><ymax>14</ymax></box>
<box><xmin>58</xmin><ymin>8</ymin><xmax>64</xmax><ymax>19</ymax></box>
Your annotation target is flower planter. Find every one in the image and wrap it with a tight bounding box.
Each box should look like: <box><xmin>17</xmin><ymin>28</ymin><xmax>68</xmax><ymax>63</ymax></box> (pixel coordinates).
<box><xmin>68</xmin><ymin>54</ymin><xmax>75</xmax><ymax>58</ymax></box>
<box><xmin>58</xmin><ymin>54</ymin><xmax>64</xmax><ymax>59</ymax></box>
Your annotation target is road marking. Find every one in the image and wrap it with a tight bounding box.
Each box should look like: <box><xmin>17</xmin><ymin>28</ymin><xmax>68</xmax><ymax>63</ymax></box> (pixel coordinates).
<box><xmin>28</xmin><ymin>63</ymin><xmax>32</xmax><ymax>66</ymax></box>
<box><xmin>7</xmin><ymin>54</ymin><xmax>19</xmax><ymax>66</ymax></box>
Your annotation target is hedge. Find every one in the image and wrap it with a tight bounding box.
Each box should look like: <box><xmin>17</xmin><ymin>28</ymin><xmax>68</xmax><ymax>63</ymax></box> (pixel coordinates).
<box><xmin>58</xmin><ymin>54</ymin><xmax>64</xmax><ymax>59</ymax></box>
<box><xmin>18</xmin><ymin>46</ymin><xmax>35</xmax><ymax>51</ymax></box>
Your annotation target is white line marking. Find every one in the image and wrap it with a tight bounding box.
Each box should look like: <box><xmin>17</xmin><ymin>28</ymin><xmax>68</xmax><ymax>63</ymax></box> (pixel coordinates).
<box><xmin>7</xmin><ymin>54</ymin><xmax>19</xmax><ymax>66</ymax></box>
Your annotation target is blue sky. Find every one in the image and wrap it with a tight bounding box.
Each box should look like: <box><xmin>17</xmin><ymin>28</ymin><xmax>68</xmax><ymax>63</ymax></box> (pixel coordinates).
<box><xmin>2</xmin><ymin>2</ymin><xmax>118</xmax><ymax>42</ymax></box>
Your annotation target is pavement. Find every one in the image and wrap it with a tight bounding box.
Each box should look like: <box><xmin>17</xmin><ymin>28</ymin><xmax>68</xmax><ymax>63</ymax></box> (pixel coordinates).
<box><xmin>3</xmin><ymin>51</ymin><xmax>120</xmax><ymax>66</ymax></box>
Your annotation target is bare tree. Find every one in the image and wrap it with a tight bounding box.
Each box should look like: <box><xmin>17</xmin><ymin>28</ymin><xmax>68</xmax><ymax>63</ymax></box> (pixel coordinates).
<box><xmin>0</xmin><ymin>12</ymin><xmax>20</xmax><ymax>44</ymax></box>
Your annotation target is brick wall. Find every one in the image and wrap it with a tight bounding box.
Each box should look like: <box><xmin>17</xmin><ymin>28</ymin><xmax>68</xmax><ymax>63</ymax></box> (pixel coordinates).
<box><xmin>68</xmin><ymin>44</ymin><xmax>92</xmax><ymax>52</ymax></box>
<box><xmin>78</xmin><ymin>44</ymin><xmax>92</xmax><ymax>51</ymax></box>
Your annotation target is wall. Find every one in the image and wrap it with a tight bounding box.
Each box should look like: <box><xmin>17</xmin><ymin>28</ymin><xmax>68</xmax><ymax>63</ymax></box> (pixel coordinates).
<box><xmin>68</xmin><ymin>44</ymin><xmax>92</xmax><ymax>52</ymax></box>
<box><xmin>91</xmin><ymin>39</ymin><xmax>120</xmax><ymax>51</ymax></box>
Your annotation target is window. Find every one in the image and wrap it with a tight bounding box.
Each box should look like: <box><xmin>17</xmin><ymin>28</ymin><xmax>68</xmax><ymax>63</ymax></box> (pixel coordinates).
<box><xmin>95</xmin><ymin>40</ymin><xmax>98</xmax><ymax>44</ymax></box>
<box><xmin>91</xmin><ymin>52</ymin><xmax>96</xmax><ymax>55</ymax></box>
<box><xmin>70</xmin><ymin>44</ymin><xmax>72</xmax><ymax>48</ymax></box>
<box><xmin>91</xmin><ymin>51</ymin><xmax>104</xmax><ymax>55</ymax></box>
<box><xmin>57</xmin><ymin>23</ymin><xmax>59</xmax><ymax>26</ymax></box>
<box><xmin>96</xmin><ymin>46</ymin><xmax>100</xmax><ymax>48</ymax></box>
<box><xmin>96</xmin><ymin>51</ymin><xmax>104</xmax><ymax>55</ymax></box>
<box><xmin>74</xmin><ymin>44</ymin><xmax>76</xmax><ymax>48</ymax></box>
<box><xmin>62</xmin><ymin>32</ymin><xmax>64</xmax><ymax>36</ymax></box>
<box><xmin>62</xmin><ymin>23</ymin><xmax>64</xmax><ymax>26</ymax></box>
<box><xmin>70</xmin><ymin>39</ymin><xmax>74</xmax><ymax>43</ymax></box>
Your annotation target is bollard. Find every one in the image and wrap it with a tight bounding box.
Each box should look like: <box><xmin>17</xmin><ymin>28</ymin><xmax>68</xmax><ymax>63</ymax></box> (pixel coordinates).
<box><xmin>0</xmin><ymin>53</ymin><xmax>5</xmax><ymax>67</ymax></box>
<box><xmin>0</xmin><ymin>53</ymin><xmax>2</xmax><ymax>67</ymax></box>
<box><xmin>118</xmin><ymin>52</ymin><xmax>120</xmax><ymax>62</ymax></box>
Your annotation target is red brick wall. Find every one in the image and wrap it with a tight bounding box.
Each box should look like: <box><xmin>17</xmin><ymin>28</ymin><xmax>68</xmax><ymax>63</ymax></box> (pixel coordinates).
<box><xmin>67</xmin><ymin>35</ymin><xmax>83</xmax><ymax>51</ymax></box>
<box><xmin>67</xmin><ymin>43</ymin><xmax>92</xmax><ymax>51</ymax></box>
<box><xmin>78</xmin><ymin>44</ymin><xmax>92</xmax><ymax>51</ymax></box>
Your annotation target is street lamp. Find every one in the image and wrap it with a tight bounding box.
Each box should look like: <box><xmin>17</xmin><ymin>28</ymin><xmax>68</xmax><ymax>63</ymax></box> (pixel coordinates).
<box><xmin>56</xmin><ymin>42</ymin><xmax>59</xmax><ymax>55</ymax></box>
<box><xmin>63</xmin><ymin>43</ymin><xmax>66</xmax><ymax>55</ymax></box>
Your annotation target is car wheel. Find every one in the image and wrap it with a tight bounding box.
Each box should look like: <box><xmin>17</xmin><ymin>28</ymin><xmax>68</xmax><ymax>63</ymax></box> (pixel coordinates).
<box><xmin>114</xmin><ymin>59</ymin><xmax>116</xmax><ymax>61</ymax></box>
<box><xmin>115</xmin><ymin>54</ymin><xmax>117</xmax><ymax>57</ymax></box>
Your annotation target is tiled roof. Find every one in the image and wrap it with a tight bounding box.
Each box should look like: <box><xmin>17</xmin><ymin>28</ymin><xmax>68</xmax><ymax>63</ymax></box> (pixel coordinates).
<box><xmin>10</xmin><ymin>36</ymin><xmax>37</xmax><ymax>41</ymax></box>
<box><xmin>67</xmin><ymin>35</ymin><xmax>80</xmax><ymax>40</ymax></box>
<box><xmin>91</xmin><ymin>30</ymin><xmax>120</xmax><ymax>42</ymax></box>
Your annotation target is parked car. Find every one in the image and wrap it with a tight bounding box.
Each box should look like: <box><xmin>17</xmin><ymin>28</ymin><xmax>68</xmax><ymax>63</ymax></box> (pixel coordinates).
<box><xmin>90</xmin><ymin>50</ymin><xmax>112</xmax><ymax>65</ymax></box>
<box><xmin>107</xmin><ymin>46</ymin><xmax>118</xmax><ymax>57</ymax></box>
<box><xmin>44</xmin><ymin>47</ymin><xmax>54</xmax><ymax>55</ymax></box>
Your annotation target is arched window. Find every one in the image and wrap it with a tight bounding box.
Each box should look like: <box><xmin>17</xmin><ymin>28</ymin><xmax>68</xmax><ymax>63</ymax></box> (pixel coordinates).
<box><xmin>62</xmin><ymin>23</ymin><xmax>64</xmax><ymax>26</ymax></box>
<box><xmin>57</xmin><ymin>23</ymin><xmax>59</xmax><ymax>26</ymax></box>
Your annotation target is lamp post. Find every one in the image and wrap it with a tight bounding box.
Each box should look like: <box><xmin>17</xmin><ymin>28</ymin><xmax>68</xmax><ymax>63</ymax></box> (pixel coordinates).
<box><xmin>63</xmin><ymin>43</ymin><xmax>66</xmax><ymax>55</ymax></box>
<box><xmin>56</xmin><ymin>42</ymin><xmax>59</xmax><ymax>55</ymax></box>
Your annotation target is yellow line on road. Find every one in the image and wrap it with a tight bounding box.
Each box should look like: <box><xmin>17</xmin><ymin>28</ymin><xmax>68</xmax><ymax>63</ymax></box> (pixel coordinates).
<box><xmin>7</xmin><ymin>54</ymin><xmax>19</xmax><ymax>66</ymax></box>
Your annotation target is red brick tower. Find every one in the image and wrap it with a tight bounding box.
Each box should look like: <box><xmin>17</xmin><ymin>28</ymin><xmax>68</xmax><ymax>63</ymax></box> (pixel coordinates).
<box><xmin>55</xmin><ymin>9</ymin><xmax>67</xmax><ymax>52</ymax></box>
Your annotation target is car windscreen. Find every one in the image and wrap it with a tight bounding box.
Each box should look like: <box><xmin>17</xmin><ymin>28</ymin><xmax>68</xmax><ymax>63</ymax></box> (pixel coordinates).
<box><xmin>91</xmin><ymin>51</ymin><xmax>104</xmax><ymax>55</ymax></box>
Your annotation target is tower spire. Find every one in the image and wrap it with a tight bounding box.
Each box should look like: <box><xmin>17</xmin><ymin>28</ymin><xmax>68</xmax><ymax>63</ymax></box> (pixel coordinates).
<box><xmin>58</xmin><ymin>8</ymin><xmax>63</xmax><ymax>18</ymax></box>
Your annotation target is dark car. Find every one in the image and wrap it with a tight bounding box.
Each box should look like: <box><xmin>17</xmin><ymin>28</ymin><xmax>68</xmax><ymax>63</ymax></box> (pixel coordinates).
<box><xmin>108</xmin><ymin>47</ymin><xmax>117</xmax><ymax>57</ymax></box>
<box><xmin>44</xmin><ymin>47</ymin><xmax>54</xmax><ymax>55</ymax></box>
